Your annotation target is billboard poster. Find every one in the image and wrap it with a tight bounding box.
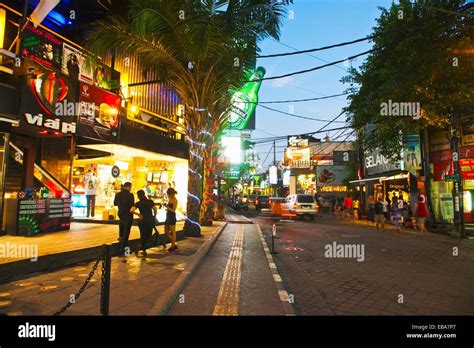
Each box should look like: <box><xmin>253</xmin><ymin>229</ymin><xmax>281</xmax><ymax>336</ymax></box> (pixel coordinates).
<box><xmin>316</xmin><ymin>165</ymin><xmax>350</xmax><ymax>186</ymax></box>
<box><xmin>226</xmin><ymin>67</ymin><xmax>265</xmax><ymax>130</ymax></box>
<box><xmin>21</xmin><ymin>24</ymin><xmax>63</xmax><ymax>70</ymax></box>
<box><xmin>432</xmin><ymin>161</ymin><xmax>454</xmax><ymax>181</ymax></box>
<box><xmin>61</xmin><ymin>43</ymin><xmax>94</xmax><ymax>84</ymax></box>
<box><xmin>78</xmin><ymin>82</ymin><xmax>121</xmax><ymax>141</ymax></box>
<box><xmin>269</xmin><ymin>165</ymin><xmax>278</xmax><ymax>185</ymax></box>
<box><xmin>403</xmin><ymin>134</ymin><xmax>422</xmax><ymax>171</ymax></box>
<box><xmin>285</xmin><ymin>147</ymin><xmax>311</xmax><ymax>169</ymax></box>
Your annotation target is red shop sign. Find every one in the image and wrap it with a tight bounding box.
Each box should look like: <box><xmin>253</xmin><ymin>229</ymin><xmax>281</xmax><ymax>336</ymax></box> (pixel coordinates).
<box><xmin>460</xmin><ymin>146</ymin><xmax>474</xmax><ymax>159</ymax></box>
<box><xmin>433</xmin><ymin>161</ymin><xmax>454</xmax><ymax>181</ymax></box>
<box><xmin>460</xmin><ymin>159</ymin><xmax>474</xmax><ymax>179</ymax></box>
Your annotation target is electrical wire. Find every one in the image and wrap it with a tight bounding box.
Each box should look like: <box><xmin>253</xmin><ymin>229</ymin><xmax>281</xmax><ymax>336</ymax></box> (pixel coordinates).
<box><xmin>257</xmin><ymin>35</ymin><xmax>373</xmax><ymax>59</ymax></box>
<box><xmin>254</xmin><ymin>92</ymin><xmax>350</xmax><ymax>104</ymax></box>
<box><xmin>250</xmin><ymin>50</ymin><xmax>373</xmax><ymax>82</ymax></box>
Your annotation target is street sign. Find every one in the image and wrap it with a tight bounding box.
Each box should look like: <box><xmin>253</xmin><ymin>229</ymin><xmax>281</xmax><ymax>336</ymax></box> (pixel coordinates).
<box><xmin>445</xmin><ymin>174</ymin><xmax>460</xmax><ymax>182</ymax></box>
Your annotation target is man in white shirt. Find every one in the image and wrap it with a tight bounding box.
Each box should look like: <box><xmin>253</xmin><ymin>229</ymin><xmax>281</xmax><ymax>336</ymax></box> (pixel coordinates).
<box><xmin>85</xmin><ymin>170</ymin><xmax>99</xmax><ymax>218</ymax></box>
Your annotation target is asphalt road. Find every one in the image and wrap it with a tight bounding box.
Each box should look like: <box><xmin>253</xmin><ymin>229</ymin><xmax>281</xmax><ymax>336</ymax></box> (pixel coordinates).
<box><xmin>243</xmin><ymin>209</ymin><xmax>474</xmax><ymax>315</ymax></box>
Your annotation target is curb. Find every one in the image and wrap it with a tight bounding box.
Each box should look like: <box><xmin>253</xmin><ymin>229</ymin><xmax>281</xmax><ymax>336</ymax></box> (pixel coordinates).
<box><xmin>256</xmin><ymin>224</ymin><xmax>296</xmax><ymax>316</ymax></box>
<box><xmin>147</xmin><ymin>222</ymin><xmax>228</xmax><ymax>316</ymax></box>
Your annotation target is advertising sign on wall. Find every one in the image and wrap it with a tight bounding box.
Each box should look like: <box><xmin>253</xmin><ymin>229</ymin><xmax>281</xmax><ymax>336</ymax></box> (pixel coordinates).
<box><xmin>61</xmin><ymin>43</ymin><xmax>94</xmax><ymax>84</ymax></box>
<box><xmin>18</xmin><ymin>60</ymin><xmax>78</xmax><ymax>135</ymax></box>
<box><xmin>333</xmin><ymin>150</ymin><xmax>357</xmax><ymax>165</ymax></box>
<box><xmin>403</xmin><ymin>134</ymin><xmax>422</xmax><ymax>171</ymax></box>
<box><xmin>269</xmin><ymin>165</ymin><xmax>278</xmax><ymax>185</ymax></box>
<box><xmin>316</xmin><ymin>165</ymin><xmax>350</xmax><ymax>186</ymax></box>
<box><xmin>460</xmin><ymin>159</ymin><xmax>474</xmax><ymax>179</ymax></box>
<box><xmin>78</xmin><ymin>82</ymin><xmax>121</xmax><ymax>141</ymax></box>
<box><xmin>285</xmin><ymin>147</ymin><xmax>311</xmax><ymax>169</ymax></box>
<box><xmin>21</xmin><ymin>24</ymin><xmax>63</xmax><ymax>69</ymax></box>
<box><xmin>432</xmin><ymin>161</ymin><xmax>454</xmax><ymax>181</ymax></box>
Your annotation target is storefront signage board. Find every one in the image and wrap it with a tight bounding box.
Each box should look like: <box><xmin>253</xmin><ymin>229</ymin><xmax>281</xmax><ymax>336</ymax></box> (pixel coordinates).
<box><xmin>285</xmin><ymin>147</ymin><xmax>311</xmax><ymax>169</ymax></box>
<box><xmin>445</xmin><ymin>174</ymin><xmax>461</xmax><ymax>182</ymax></box>
<box><xmin>364</xmin><ymin>149</ymin><xmax>401</xmax><ymax>176</ymax></box>
<box><xmin>460</xmin><ymin>146</ymin><xmax>474</xmax><ymax>159</ymax></box>
<box><xmin>460</xmin><ymin>159</ymin><xmax>474</xmax><ymax>179</ymax></box>
<box><xmin>333</xmin><ymin>150</ymin><xmax>357</xmax><ymax>165</ymax></box>
<box><xmin>432</xmin><ymin>161</ymin><xmax>454</xmax><ymax>181</ymax></box>
<box><xmin>17</xmin><ymin>198</ymin><xmax>71</xmax><ymax>236</ymax></box>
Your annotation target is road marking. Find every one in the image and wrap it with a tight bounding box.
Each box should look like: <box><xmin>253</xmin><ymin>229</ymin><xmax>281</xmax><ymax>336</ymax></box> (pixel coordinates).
<box><xmin>256</xmin><ymin>224</ymin><xmax>296</xmax><ymax>316</ymax></box>
<box><xmin>213</xmin><ymin>225</ymin><xmax>244</xmax><ymax>316</ymax></box>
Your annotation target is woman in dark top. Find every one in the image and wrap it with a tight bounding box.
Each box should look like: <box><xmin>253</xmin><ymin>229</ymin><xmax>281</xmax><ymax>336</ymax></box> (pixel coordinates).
<box><xmin>130</xmin><ymin>190</ymin><xmax>157</xmax><ymax>256</ymax></box>
<box><xmin>164</xmin><ymin>188</ymin><xmax>178</xmax><ymax>252</ymax></box>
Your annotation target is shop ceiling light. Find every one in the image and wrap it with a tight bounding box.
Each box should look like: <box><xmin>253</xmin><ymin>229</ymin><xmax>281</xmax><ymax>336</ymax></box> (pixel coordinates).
<box><xmin>0</xmin><ymin>8</ymin><xmax>5</xmax><ymax>50</ymax></box>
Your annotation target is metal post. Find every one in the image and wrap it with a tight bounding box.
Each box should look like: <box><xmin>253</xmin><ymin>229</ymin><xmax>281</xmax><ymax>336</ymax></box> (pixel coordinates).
<box><xmin>100</xmin><ymin>244</ymin><xmax>112</xmax><ymax>316</ymax></box>
<box><xmin>271</xmin><ymin>224</ymin><xmax>278</xmax><ymax>254</ymax></box>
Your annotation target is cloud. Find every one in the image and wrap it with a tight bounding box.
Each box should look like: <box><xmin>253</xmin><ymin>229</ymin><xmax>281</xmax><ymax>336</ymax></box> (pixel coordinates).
<box><xmin>271</xmin><ymin>75</ymin><xmax>295</xmax><ymax>88</ymax></box>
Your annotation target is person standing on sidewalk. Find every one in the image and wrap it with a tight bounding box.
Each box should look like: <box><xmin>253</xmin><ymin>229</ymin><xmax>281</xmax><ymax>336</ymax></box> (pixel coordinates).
<box><xmin>343</xmin><ymin>194</ymin><xmax>353</xmax><ymax>221</ymax></box>
<box><xmin>164</xmin><ymin>188</ymin><xmax>178</xmax><ymax>252</ymax></box>
<box><xmin>413</xmin><ymin>195</ymin><xmax>428</xmax><ymax>234</ymax></box>
<box><xmin>114</xmin><ymin>182</ymin><xmax>134</xmax><ymax>255</ymax></box>
<box><xmin>352</xmin><ymin>198</ymin><xmax>360</xmax><ymax>221</ymax></box>
<box><xmin>131</xmin><ymin>190</ymin><xmax>157</xmax><ymax>256</ymax></box>
<box><xmin>374</xmin><ymin>197</ymin><xmax>385</xmax><ymax>231</ymax></box>
<box><xmin>85</xmin><ymin>169</ymin><xmax>98</xmax><ymax>218</ymax></box>
<box><xmin>390</xmin><ymin>197</ymin><xmax>402</xmax><ymax>234</ymax></box>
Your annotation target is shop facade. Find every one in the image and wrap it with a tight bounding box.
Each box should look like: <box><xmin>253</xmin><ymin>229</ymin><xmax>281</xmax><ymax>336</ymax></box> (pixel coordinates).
<box><xmin>0</xmin><ymin>8</ymin><xmax>189</xmax><ymax>235</ymax></box>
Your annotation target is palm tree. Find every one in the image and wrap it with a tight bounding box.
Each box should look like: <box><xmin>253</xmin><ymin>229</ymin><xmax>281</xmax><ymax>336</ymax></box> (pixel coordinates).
<box><xmin>86</xmin><ymin>0</ymin><xmax>292</xmax><ymax>235</ymax></box>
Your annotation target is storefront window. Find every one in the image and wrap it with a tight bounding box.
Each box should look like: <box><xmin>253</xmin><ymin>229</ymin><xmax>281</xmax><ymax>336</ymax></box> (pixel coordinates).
<box><xmin>71</xmin><ymin>143</ymin><xmax>188</xmax><ymax>221</ymax></box>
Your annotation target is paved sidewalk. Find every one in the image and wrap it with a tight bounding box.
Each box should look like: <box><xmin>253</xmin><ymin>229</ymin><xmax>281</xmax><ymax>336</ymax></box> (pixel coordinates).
<box><xmin>0</xmin><ymin>222</ymin><xmax>223</xmax><ymax>315</ymax></box>
<box><xmin>0</xmin><ymin>221</ymin><xmax>185</xmax><ymax>265</ymax></box>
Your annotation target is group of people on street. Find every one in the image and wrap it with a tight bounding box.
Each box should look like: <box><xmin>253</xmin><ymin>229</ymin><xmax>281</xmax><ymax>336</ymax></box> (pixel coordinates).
<box><xmin>114</xmin><ymin>182</ymin><xmax>179</xmax><ymax>257</ymax></box>
<box><xmin>333</xmin><ymin>192</ymin><xmax>429</xmax><ymax>235</ymax></box>
<box><xmin>333</xmin><ymin>194</ymin><xmax>360</xmax><ymax>221</ymax></box>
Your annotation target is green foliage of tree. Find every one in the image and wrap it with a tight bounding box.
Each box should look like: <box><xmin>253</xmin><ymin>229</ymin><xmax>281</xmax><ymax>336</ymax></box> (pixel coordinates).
<box><xmin>343</xmin><ymin>0</ymin><xmax>473</xmax><ymax>159</ymax></box>
<box><xmin>85</xmin><ymin>0</ymin><xmax>292</xmax><ymax>233</ymax></box>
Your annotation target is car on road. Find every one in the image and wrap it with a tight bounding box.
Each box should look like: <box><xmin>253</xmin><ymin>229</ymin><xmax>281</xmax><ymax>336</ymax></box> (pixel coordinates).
<box><xmin>282</xmin><ymin>194</ymin><xmax>318</xmax><ymax>220</ymax></box>
<box><xmin>255</xmin><ymin>196</ymin><xmax>270</xmax><ymax>210</ymax></box>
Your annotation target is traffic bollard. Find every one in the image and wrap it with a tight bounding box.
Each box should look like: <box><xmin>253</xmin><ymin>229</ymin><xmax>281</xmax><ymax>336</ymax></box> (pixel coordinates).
<box><xmin>100</xmin><ymin>244</ymin><xmax>112</xmax><ymax>316</ymax></box>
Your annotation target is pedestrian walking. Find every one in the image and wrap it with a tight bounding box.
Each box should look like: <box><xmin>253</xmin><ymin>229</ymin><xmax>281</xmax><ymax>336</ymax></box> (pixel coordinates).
<box><xmin>383</xmin><ymin>196</ymin><xmax>390</xmax><ymax>220</ymax></box>
<box><xmin>130</xmin><ymin>190</ymin><xmax>157</xmax><ymax>256</ymax></box>
<box><xmin>343</xmin><ymin>194</ymin><xmax>353</xmax><ymax>221</ymax></box>
<box><xmin>164</xmin><ymin>188</ymin><xmax>179</xmax><ymax>252</ymax></box>
<box><xmin>352</xmin><ymin>198</ymin><xmax>360</xmax><ymax>221</ymax></box>
<box><xmin>335</xmin><ymin>197</ymin><xmax>343</xmax><ymax>220</ymax></box>
<box><xmin>390</xmin><ymin>197</ymin><xmax>402</xmax><ymax>233</ymax></box>
<box><xmin>374</xmin><ymin>196</ymin><xmax>385</xmax><ymax>230</ymax></box>
<box><xmin>114</xmin><ymin>182</ymin><xmax>134</xmax><ymax>255</ymax></box>
<box><xmin>367</xmin><ymin>195</ymin><xmax>375</xmax><ymax>224</ymax></box>
<box><xmin>413</xmin><ymin>195</ymin><xmax>428</xmax><ymax>234</ymax></box>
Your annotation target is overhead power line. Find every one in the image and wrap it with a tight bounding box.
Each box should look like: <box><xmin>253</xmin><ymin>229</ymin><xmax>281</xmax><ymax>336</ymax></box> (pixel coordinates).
<box><xmin>257</xmin><ymin>35</ymin><xmax>373</xmax><ymax>59</ymax></box>
<box><xmin>256</xmin><ymin>92</ymin><xmax>350</xmax><ymax>104</ymax></box>
<box><xmin>250</xmin><ymin>50</ymin><xmax>373</xmax><ymax>82</ymax></box>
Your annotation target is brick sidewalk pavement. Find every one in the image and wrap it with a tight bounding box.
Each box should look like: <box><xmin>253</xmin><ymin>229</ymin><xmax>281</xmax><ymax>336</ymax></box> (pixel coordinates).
<box><xmin>0</xmin><ymin>222</ymin><xmax>223</xmax><ymax>315</ymax></box>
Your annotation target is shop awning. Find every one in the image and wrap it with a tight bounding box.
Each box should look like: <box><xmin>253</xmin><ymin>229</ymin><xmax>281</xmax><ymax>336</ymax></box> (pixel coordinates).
<box><xmin>349</xmin><ymin>173</ymin><xmax>410</xmax><ymax>186</ymax></box>
<box><xmin>349</xmin><ymin>177</ymin><xmax>385</xmax><ymax>186</ymax></box>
